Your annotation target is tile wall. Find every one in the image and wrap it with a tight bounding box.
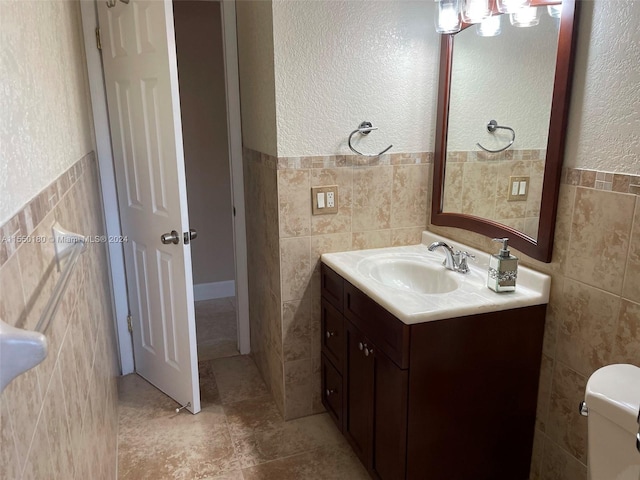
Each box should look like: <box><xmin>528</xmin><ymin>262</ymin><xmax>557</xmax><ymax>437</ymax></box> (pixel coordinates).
<box><xmin>0</xmin><ymin>153</ymin><xmax>120</xmax><ymax>479</ymax></box>
<box><xmin>443</xmin><ymin>149</ymin><xmax>545</xmax><ymax>238</ymax></box>
<box><xmin>244</xmin><ymin>148</ymin><xmax>431</xmax><ymax>419</ymax></box>
<box><xmin>430</xmin><ymin>166</ymin><xmax>640</xmax><ymax>480</ymax></box>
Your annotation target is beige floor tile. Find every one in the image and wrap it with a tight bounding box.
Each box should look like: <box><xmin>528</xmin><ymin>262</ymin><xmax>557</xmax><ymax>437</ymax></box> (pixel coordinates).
<box><xmin>196</xmin><ymin>298</ymin><xmax>239</xmax><ymax>361</ymax></box>
<box><xmin>117</xmin><ymin>356</ymin><xmax>363</xmax><ymax>480</ymax></box>
<box><xmin>241</xmin><ymin>444</ymin><xmax>369</xmax><ymax>480</ymax></box>
<box><xmin>210</xmin><ymin>356</ymin><xmax>270</xmax><ymax>405</ymax></box>
<box><xmin>118</xmin><ymin>374</ymin><xmax>238</xmax><ymax>480</ymax></box>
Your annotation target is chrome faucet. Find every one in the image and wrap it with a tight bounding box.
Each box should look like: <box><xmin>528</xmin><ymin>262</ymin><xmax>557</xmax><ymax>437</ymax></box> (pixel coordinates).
<box><xmin>427</xmin><ymin>241</ymin><xmax>475</xmax><ymax>274</ymax></box>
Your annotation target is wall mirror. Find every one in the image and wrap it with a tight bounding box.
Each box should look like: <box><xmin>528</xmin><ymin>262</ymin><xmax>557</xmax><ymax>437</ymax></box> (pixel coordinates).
<box><xmin>431</xmin><ymin>0</ymin><xmax>580</xmax><ymax>262</ymax></box>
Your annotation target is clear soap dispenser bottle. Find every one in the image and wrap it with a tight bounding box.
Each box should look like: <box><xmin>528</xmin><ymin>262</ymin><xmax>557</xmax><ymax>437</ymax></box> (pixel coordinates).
<box><xmin>487</xmin><ymin>238</ymin><xmax>518</xmax><ymax>293</ymax></box>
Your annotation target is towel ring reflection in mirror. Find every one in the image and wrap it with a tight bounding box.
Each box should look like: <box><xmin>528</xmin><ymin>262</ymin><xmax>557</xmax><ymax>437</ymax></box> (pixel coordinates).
<box><xmin>476</xmin><ymin>120</ymin><xmax>515</xmax><ymax>153</ymax></box>
<box><xmin>348</xmin><ymin>121</ymin><xmax>393</xmax><ymax>157</ymax></box>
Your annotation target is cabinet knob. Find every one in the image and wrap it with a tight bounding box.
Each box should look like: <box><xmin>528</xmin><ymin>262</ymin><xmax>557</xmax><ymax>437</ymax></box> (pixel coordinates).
<box><xmin>325</xmin><ymin>331</ymin><xmax>335</xmax><ymax>339</ymax></box>
<box><xmin>358</xmin><ymin>342</ymin><xmax>364</xmax><ymax>351</ymax></box>
<box><xmin>326</xmin><ymin>388</ymin><xmax>336</xmax><ymax>396</ymax></box>
<box><xmin>364</xmin><ymin>347</ymin><xmax>373</xmax><ymax>357</ymax></box>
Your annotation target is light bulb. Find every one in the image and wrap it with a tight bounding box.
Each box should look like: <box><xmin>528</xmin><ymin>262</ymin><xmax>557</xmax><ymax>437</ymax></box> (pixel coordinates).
<box><xmin>435</xmin><ymin>0</ymin><xmax>462</xmax><ymax>34</ymax></box>
<box><xmin>496</xmin><ymin>0</ymin><xmax>530</xmax><ymax>14</ymax></box>
<box><xmin>510</xmin><ymin>6</ymin><xmax>542</xmax><ymax>27</ymax></box>
<box><xmin>476</xmin><ymin>15</ymin><xmax>502</xmax><ymax>37</ymax></box>
<box><xmin>461</xmin><ymin>0</ymin><xmax>490</xmax><ymax>24</ymax></box>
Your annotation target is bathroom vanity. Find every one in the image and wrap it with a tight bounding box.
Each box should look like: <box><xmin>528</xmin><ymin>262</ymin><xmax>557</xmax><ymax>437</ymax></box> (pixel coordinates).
<box><xmin>320</xmin><ymin>233</ymin><xmax>550</xmax><ymax>480</ymax></box>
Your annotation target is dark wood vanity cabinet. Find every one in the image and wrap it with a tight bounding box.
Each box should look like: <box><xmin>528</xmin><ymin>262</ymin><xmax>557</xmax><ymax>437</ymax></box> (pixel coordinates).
<box><xmin>320</xmin><ymin>263</ymin><xmax>546</xmax><ymax>480</ymax></box>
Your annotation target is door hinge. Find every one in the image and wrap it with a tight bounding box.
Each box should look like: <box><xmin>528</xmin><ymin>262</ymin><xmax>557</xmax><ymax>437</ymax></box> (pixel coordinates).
<box><xmin>127</xmin><ymin>314</ymin><xmax>133</xmax><ymax>334</ymax></box>
<box><xmin>95</xmin><ymin>27</ymin><xmax>102</xmax><ymax>51</ymax></box>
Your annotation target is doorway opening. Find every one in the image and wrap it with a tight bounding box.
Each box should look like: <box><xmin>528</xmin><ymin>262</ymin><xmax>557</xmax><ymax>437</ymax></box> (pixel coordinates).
<box><xmin>173</xmin><ymin>0</ymin><xmax>239</xmax><ymax>362</ymax></box>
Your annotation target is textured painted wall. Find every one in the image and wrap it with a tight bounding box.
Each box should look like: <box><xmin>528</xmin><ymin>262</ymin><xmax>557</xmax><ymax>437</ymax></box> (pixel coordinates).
<box><xmin>236</xmin><ymin>0</ymin><xmax>278</xmax><ymax>157</ymax></box>
<box><xmin>448</xmin><ymin>11</ymin><xmax>558</xmax><ymax>151</ymax></box>
<box><xmin>565</xmin><ymin>0</ymin><xmax>640</xmax><ymax>174</ymax></box>
<box><xmin>174</xmin><ymin>0</ymin><xmax>235</xmax><ymax>284</ymax></box>
<box><xmin>272</xmin><ymin>0</ymin><xmax>440</xmax><ymax>157</ymax></box>
<box><xmin>0</xmin><ymin>0</ymin><xmax>94</xmax><ymax>224</ymax></box>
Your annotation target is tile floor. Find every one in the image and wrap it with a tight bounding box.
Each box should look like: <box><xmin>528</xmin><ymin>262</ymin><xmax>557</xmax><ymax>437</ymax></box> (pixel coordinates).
<box><xmin>195</xmin><ymin>297</ymin><xmax>239</xmax><ymax>361</ymax></box>
<box><xmin>117</xmin><ymin>355</ymin><xmax>368</xmax><ymax>479</ymax></box>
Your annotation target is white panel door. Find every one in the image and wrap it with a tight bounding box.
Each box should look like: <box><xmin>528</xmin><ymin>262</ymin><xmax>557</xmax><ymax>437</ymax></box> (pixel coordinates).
<box><xmin>97</xmin><ymin>0</ymin><xmax>200</xmax><ymax>413</ymax></box>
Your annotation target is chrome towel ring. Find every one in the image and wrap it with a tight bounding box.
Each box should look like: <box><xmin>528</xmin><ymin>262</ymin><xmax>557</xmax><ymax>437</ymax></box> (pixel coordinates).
<box><xmin>348</xmin><ymin>121</ymin><xmax>393</xmax><ymax>157</ymax></box>
<box><xmin>476</xmin><ymin>120</ymin><xmax>515</xmax><ymax>153</ymax></box>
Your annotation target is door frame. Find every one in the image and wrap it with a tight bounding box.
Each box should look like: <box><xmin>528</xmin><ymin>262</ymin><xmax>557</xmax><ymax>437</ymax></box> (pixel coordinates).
<box><xmin>80</xmin><ymin>0</ymin><xmax>250</xmax><ymax>374</ymax></box>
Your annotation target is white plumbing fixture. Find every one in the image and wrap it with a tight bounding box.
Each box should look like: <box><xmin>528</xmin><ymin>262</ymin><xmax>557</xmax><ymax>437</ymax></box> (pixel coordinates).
<box><xmin>583</xmin><ymin>364</ymin><xmax>640</xmax><ymax>480</ymax></box>
<box><xmin>0</xmin><ymin>319</ymin><xmax>48</xmax><ymax>393</ymax></box>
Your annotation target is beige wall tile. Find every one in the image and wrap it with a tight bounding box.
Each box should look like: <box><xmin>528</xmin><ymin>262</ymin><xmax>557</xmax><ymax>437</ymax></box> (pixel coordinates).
<box><xmin>2</xmin><ymin>367</ymin><xmax>42</xmax><ymax>472</ymax></box>
<box><xmin>546</xmin><ymin>363</ymin><xmax>588</xmax><ymax>463</ymax></box>
<box><xmin>21</xmin><ymin>408</ymin><xmax>54</xmax><ymax>479</ymax></box>
<box><xmin>282</xmin><ymin>299</ymin><xmax>312</xmax><ymax>363</ymax></box>
<box><xmin>311</xmin><ymin>233</ymin><xmax>352</xmax><ymax>269</ymax></box>
<box><xmin>529</xmin><ymin>429</ymin><xmax>545</xmax><ymax>480</ymax></box>
<box><xmin>565</xmin><ymin>188</ymin><xmax>635</xmax><ymax>294</ymax></box>
<box><xmin>284</xmin><ymin>359</ymin><xmax>312</xmax><ymax>419</ymax></box>
<box><xmin>352</xmin><ymin>230</ymin><xmax>392</xmax><ymax>250</ymax></box>
<box><xmin>442</xmin><ymin>162</ymin><xmax>463</xmax><ymax>212</ymax></box>
<box><xmin>461</xmin><ymin>162</ymin><xmax>498</xmax><ymax>218</ymax></box>
<box><xmin>311</xmin><ymin>168</ymin><xmax>353</xmax><ymax>235</ymax></box>
<box><xmin>280</xmin><ymin>237</ymin><xmax>312</xmax><ymax>302</ymax></box>
<box><xmin>542</xmin><ymin>276</ymin><xmax>564</xmax><ymax>358</ymax></box>
<box><xmin>612</xmin><ymin>299</ymin><xmax>640</xmax><ymax>364</ymax></box>
<box><xmin>391</xmin><ymin>227</ymin><xmax>424</xmax><ymax>246</ymax></box>
<box><xmin>278</xmin><ymin>169</ymin><xmax>310</xmax><ymax>238</ymax></box>
<box><xmin>556</xmin><ymin>279</ymin><xmax>620</xmax><ymax>377</ymax></box>
<box><xmin>352</xmin><ymin>166</ymin><xmax>392</xmax><ymax>231</ymax></box>
<box><xmin>0</xmin><ymin>400</ymin><xmax>21</xmax><ymax>480</ymax></box>
<box><xmin>540</xmin><ymin>436</ymin><xmax>587</xmax><ymax>480</ymax></box>
<box><xmin>0</xmin><ymin>253</ymin><xmax>25</xmax><ymax>327</ymax></box>
<box><xmin>536</xmin><ymin>355</ymin><xmax>554</xmax><ymax>433</ymax></box>
<box><xmin>622</xmin><ymin>196</ymin><xmax>640</xmax><ymax>302</ymax></box>
<box><xmin>391</xmin><ymin>165</ymin><xmax>429</xmax><ymax>228</ymax></box>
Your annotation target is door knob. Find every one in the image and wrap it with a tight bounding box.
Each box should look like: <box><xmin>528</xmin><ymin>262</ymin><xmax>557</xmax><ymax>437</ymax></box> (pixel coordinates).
<box><xmin>161</xmin><ymin>230</ymin><xmax>180</xmax><ymax>245</ymax></box>
<box><xmin>183</xmin><ymin>229</ymin><xmax>198</xmax><ymax>245</ymax></box>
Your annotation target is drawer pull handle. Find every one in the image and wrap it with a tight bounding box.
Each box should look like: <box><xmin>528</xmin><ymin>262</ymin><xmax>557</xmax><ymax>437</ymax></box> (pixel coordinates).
<box><xmin>326</xmin><ymin>388</ymin><xmax>336</xmax><ymax>396</ymax></box>
<box><xmin>326</xmin><ymin>331</ymin><xmax>336</xmax><ymax>339</ymax></box>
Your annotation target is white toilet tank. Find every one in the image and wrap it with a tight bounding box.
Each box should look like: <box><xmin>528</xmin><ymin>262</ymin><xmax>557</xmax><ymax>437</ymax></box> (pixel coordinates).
<box><xmin>584</xmin><ymin>364</ymin><xmax>640</xmax><ymax>480</ymax></box>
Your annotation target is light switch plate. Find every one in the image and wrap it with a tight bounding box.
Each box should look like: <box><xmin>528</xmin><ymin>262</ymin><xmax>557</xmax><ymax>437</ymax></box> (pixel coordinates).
<box><xmin>311</xmin><ymin>186</ymin><xmax>338</xmax><ymax>215</ymax></box>
<box><xmin>508</xmin><ymin>176</ymin><xmax>529</xmax><ymax>202</ymax></box>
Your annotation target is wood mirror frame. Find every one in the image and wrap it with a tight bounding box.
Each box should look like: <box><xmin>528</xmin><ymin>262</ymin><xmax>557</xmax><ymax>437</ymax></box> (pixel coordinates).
<box><xmin>431</xmin><ymin>0</ymin><xmax>580</xmax><ymax>262</ymax></box>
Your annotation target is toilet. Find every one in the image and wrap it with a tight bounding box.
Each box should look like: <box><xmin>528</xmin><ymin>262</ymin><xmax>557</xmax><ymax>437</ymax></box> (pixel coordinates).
<box><xmin>584</xmin><ymin>364</ymin><xmax>640</xmax><ymax>480</ymax></box>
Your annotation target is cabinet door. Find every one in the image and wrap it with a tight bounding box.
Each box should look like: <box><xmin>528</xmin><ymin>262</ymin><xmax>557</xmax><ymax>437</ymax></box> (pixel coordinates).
<box><xmin>344</xmin><ymin>321</ymin><xmax>374</xmax><ymax>467</ymax></box>
<box><xmin>372</xmin><ymin>348</ymin><xmax>408</xmax><ymax>480</ymax></box>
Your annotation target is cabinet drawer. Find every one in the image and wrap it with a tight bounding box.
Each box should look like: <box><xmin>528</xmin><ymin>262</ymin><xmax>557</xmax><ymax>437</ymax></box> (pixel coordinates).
<box><xmin>321</xmin><ymin>264</ymin><xmax>344</xmax><ymax>312</ymax></box>
<box><xmin>344</xmin><ymin>281</ymin><xmax>410</xmax><ymax>369</ymax></box>
<box><xmin>321</xmin><ymin>353</ymin><xmax>343</xmax><ymax>431</ymax></box>
<box><xmin>321</xmin><ymin>299</ymin><xmax>344</xmax><ymax>370</ymax></box>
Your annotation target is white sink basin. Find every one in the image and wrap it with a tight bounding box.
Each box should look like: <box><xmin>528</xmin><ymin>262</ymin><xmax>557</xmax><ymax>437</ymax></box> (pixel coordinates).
<box><xmin>357</xmin><ymin>255</ymin><xmax>459</xmax><ymax>294</ymax></box>
<box><xmin>321</xmin><ymin>231</ymin><xmax>551</xmax><ymax>325</ymax></box>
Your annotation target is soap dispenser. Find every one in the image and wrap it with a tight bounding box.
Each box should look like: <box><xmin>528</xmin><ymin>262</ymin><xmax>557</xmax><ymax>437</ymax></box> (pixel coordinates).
<box><xmin>487</xmin><ymin>238</ymin><xmax>518</xmax><ymax>292</ymax></box>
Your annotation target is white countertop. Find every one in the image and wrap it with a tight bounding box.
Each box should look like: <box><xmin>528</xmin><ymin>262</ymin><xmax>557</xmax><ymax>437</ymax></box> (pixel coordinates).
<box><xmin>321</xmin><ymin>231</ymin><xmax>551</xmax><ymax>325</ymax></box>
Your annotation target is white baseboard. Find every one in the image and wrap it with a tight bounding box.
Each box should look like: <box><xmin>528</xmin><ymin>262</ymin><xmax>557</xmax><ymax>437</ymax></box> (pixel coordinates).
<box><xmin>193</xmin><ymin>280</ymin><xmax>236</xmax><ymax>301</ymax></box>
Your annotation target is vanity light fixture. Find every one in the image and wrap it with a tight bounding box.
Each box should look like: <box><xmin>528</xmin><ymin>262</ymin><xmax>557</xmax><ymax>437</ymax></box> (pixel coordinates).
<box><xmin>496</xmin><ymin>0</ymin><xmax>531</xmax><ymax>14</ymax></box>
<box><xmin>476</xmin><ymin>14</ymin><xmax>502</xmax><ymax>36</ymax></box>
<box><xmin>434</xmin><ymin>0</ymin><xmax>560</xmax><ymax>36</ymax></box>
<box><xmin>510</xmin><ymin>6</ymin><xmax>542</xmax><ymax>27</ymax></box>
<box><xmin>435</xmin><ymin>0</ymin><xmax>462</xmax><ymax>34</ymax></box>
<box><xmin>461</xmin><ymin>0</ymin><xmax>491</xmax><ymax>24</ymax></box>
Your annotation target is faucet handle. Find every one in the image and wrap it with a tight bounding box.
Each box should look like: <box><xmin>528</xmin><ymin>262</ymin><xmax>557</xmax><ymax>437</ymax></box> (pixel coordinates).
<box><xmin>455</xmin><ymin>251</ymin><xmax>475</xmax><ymax>273</ymax></box>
